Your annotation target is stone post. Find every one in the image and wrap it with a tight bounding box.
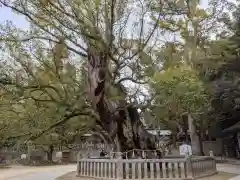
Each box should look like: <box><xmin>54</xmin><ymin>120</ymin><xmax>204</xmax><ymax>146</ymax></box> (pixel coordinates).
<box><xmin>209</xmin><ymin>151</ymin><xmax>214</xmax><ymax>157</ymax></box>
<box><xmin>76</xmin><ymin>151</ymin><xmax>81</xmax><ymax>176</ymax></box>
<box><xmin>186</xmin><ymin>154</ymin><xmax>193</xmax><ymax>179</ymax></box>
<box><xmin>27</xmin><ymin>141</ymin><xmax>33</xmax><ymax>161</ymax></box>
<box><xmin>116</xmin><ymin>152</ymin><xmax>123</xmax><ymax>180</ymax></box>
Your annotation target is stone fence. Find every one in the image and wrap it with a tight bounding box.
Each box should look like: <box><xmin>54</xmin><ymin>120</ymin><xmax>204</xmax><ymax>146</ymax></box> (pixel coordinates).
<box><xmin>77</xmin><ymin>156</ymin><xmax>216</xmax><ymax>180</ymax></box>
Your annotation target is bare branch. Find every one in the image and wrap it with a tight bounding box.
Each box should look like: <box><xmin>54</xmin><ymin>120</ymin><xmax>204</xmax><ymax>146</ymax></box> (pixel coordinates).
<box><xmin>116</xmin><ymin>77</ymin><xmax>147</xmax><ymax>85</ymax></box>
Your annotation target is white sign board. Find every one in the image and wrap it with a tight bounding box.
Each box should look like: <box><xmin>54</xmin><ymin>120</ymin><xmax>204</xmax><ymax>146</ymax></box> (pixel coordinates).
<box><xmin>179</xmin><ymin>144</ymin><xmax>192</xmax><ymax>156</ymax></box>
<box><xmin>21</xmin><ymin>154</ymin><xmax>27</xmax><ymax>159</ymax></box>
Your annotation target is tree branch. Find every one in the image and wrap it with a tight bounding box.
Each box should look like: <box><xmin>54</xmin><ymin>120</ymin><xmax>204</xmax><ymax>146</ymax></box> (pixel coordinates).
<box><xmin>116</xmin><ymin>77</ymin><xmax>147</xmax><ymax>85</ymax></box>
<box><xmin>29</xmin><ymin>109</ymin><xmax>98</xmax><ymax>140</ymax></box>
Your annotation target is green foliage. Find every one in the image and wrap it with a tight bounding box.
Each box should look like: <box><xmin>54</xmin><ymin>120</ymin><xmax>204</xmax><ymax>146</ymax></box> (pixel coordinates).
<box><xmin>0</xmin><ymin>27</ymin><xmax>97</xmax><ymax>147</ymax></box>
<box><xmin>206</xmin><ymin>4</ymin><xmax>240</xmax><ymax>133</ymax></box>
<box><xmin>150</xmin><ymin>65</ymin><xmax>209</xmax><ymax>129</ymax></box>
<box><xmin>0</xmin><ymin>0</ymin><xmax>239</xmax><ymax>147</ymax></box>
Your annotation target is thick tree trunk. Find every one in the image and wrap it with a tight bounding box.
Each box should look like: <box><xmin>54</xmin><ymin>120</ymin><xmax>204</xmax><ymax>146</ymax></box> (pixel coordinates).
<box><xmin>87</xmin><ymin>50</ymin><xmax>159</xmax><ymax>156</ymax></box>
<box><xmin>172</xmin><ymin>132</ymin><xmax>177</xmax><ymax>149</ymax></box>
<box><xmin>188</xmin><ymin>114</ymin><xmax>201</xmax><ymax>155</ymax></box>
<box><xmin>197</xmin><ymin>131</ymin><xmax>204</xmax><ymax>156</ymax></box>
<box><xmin>182</xmin><ymin>114</ymin><xmax>189</xmax><ymax>143</ymax></box>
<box><xmin>47</xmin><ymin>145</ymin><xmax>54</xmax><ymax>161</ymax></box>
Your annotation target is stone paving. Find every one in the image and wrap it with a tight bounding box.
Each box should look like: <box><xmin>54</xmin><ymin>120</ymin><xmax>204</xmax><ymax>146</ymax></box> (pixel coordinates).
<box><xmin>217</xmin><ymin>164</ymin><xmax>240</xmax><ymax>175</ymax></box>
<box><xmin>217</xmin><ymin>164</ymin><xmax>240</xmax><ymax>180</ymax></box>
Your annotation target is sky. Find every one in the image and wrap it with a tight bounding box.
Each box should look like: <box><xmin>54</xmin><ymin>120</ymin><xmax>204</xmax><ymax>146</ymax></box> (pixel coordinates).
<box><xmin>0</xmin><ymin>6</ymin><xmax>29</xmax><ymax>30</ymax></box>
<box><xmin>0</xmin><ymin>1</ymin><xmax>210</xmax><ymax>30</ymax></box>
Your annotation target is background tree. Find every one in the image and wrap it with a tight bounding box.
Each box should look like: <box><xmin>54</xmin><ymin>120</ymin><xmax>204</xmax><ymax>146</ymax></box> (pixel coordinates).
<box><xmin>206</xmin><ymin>3</ymin><xmax>240</xmax><ymax>139</ymax></box>
<box><xmin>149</xmin><ymin>65</ymin><xmax>209</xmax><ymax>153</ymax></box>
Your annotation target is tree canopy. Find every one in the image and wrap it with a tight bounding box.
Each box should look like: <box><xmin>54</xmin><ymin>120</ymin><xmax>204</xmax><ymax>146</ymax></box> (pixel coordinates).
<box><xmin>0</xmin><ymin>0</ymin><xmax>240</xmax><ymax>155</ymax></box>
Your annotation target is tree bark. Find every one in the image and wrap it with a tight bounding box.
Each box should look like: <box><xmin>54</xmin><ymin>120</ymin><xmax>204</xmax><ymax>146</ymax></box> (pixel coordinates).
<box><xmin>188</xmin><ymin>114</ymin><xmax>201</xmax><ymax>155</ymax></box>
<box><xmin>87</xmin><ymin>50</ymin><xmax>159</xmax><ymax>156</ymax></box>
<box><xmin>172</xmin><ymin>133</ymin><xmax>177</xmax><ymax>149</ymax></box>
<box><xmin>47</xmin><ymin>145</ymin><xmax>54</xmax><ymax>161</ymax></box>
<box><xmin>197</xmin><ymin>131</ymin><xmax>204</xmax><ymax>156</ymax></box>
<box><xmin>182</xmin><ymin>114</ymin><xmax>189</xmax><ymax>143</ymax></box>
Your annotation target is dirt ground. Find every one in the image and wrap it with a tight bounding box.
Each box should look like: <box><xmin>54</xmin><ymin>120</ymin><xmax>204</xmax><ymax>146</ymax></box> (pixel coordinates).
<box><xmin>56</xmin><ymin>172</ymin><xmax>88</xmax><ymax>180</ymax></box>
<box><xmin>198</xmin><ymin>172</ymin><xmax>237</xmax><ymax>180</ymax></box>
<box><xmin>57</xmin><ymin>171</ymin><xmax>237</xmax><ymax>180</ymax></box>
<box><xmin>0</xmin><ymin>165</ymin><xmax>76</xmax><ymax>180</ymax></box>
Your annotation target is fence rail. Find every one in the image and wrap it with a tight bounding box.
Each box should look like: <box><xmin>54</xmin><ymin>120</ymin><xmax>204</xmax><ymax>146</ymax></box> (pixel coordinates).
<box><xmin>191</xmin><ymin>157</ymin><xmax>217</xmax><ymax>179</ymax></box>
<box><xmin>77</xmin><ymin>156</ymin><xmax>216</xmax><ymax>180</ymax></box>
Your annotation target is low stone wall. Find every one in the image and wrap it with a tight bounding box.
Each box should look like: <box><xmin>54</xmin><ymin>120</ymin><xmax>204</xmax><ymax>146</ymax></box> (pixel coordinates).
<box><xmin>77</xmin><ymin>156</ymin><xmax>217</xmax><ymax>180</ymax></box>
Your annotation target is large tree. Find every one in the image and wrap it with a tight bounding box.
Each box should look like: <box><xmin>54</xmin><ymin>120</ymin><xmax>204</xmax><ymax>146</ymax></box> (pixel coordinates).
<box><xmin>0</xmin><ymin>0</ymin><xmax>174</xmax><ymax>154</ymax></box>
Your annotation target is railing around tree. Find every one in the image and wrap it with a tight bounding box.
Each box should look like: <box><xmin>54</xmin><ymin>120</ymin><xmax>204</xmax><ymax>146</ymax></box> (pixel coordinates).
<box><xmin>0</xmin><ymin>142</ymin><xmax>171</xmax><ymax>154</ymax></box>
<box><xmin>77</xmin><ymin>156</ymin><xmax>217</xmax><ymax>180</ymax></box>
